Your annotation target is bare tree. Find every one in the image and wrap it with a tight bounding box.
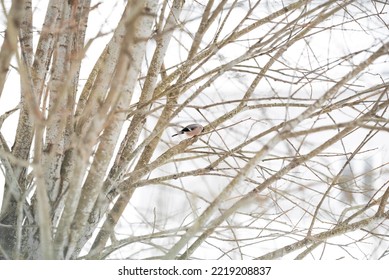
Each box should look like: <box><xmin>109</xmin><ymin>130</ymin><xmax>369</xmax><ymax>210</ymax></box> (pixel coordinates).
<box><xmin>0</xmin><ymin>0</ymin><xmax>388</xmax><ymax>260</ymax></box>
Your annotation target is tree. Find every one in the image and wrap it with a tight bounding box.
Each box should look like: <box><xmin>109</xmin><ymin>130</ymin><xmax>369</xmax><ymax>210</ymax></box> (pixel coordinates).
<box><xmin>0</xmin><ymin>0</ymin><xmax>388</xmax><ymax>260</ymax></box>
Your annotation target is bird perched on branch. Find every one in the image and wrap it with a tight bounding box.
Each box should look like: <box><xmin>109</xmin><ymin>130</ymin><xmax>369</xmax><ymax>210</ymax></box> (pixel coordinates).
<box><xmin>172</xmin><ymin>124</ymin><xmax>204</xmax><ymax>137</ymax></box>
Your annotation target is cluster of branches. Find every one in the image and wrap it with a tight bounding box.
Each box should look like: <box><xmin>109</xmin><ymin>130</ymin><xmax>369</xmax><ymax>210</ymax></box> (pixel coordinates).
<box><xmin>0</xmin><ymin>0</ymin><xmax>388</xmax><ymax>259</ymax></box>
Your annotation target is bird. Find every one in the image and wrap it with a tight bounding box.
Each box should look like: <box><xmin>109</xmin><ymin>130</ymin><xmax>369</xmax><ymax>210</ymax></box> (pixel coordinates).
<box><xmin>172</xmin><ymin>124</ymin><xmax>204</xmax><ymax>137</ymax></box>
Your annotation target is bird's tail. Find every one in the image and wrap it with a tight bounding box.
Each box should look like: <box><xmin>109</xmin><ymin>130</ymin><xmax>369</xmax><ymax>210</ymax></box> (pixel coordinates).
<box><xmin>172</xmin><ymin>132</ymin><xmax>183</xmax><ymax>137</ymax></box>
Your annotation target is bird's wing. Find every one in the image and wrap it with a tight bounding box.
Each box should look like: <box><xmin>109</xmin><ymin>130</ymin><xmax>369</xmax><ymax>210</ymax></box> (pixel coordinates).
<box><xmin>184</xmin><ymin>124</ymin><xmax>199</xmax><ymax>131</ymax></box>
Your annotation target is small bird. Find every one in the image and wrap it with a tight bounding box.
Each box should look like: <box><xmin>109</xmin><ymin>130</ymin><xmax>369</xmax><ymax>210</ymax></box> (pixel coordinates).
<box><xmin>172</xmin><ymin>124</ymin><xmax>204</xmax><ymax>137</ymax></box>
